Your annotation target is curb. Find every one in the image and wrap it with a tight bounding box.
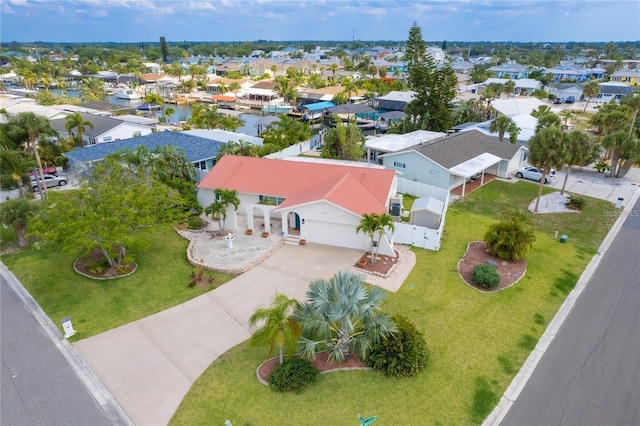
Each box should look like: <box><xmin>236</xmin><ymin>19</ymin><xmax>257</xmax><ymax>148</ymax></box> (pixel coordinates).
<box><xmin>0</xmin><ymin>261</ymin><xmax>134</xmax><ymax>426</ymax></box>
<box><xmin>482</xmin><ymin>187</ymin><xmax>640</xmax><ymax>426</ymax></box>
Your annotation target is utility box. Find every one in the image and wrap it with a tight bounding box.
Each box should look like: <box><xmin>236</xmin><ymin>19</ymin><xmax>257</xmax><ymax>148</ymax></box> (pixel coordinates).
<box><xmin>560</xmin><ymin>235</ymin><xmax>568</xmax><ymax>243</ymax></box>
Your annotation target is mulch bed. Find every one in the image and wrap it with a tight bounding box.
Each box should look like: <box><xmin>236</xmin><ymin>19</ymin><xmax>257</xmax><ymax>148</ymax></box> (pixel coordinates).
<box><xmin>74</xmin><ymin>247</ymin><xmax>136</xmax><ymax>279</ymax></box>
<box><xmin>457</xmin><ymin>241</ymin><xmax>526</xmax><ymax>292</ymax></box>
<box><xmin>354</xmin><ymin>251</ymin><xmax>399</xmax><ymax>276</ymax></box>
<box><xmin>257</xmin><ymin>351</ymin><xmax>367</xmax><ymax>384</ymax></box>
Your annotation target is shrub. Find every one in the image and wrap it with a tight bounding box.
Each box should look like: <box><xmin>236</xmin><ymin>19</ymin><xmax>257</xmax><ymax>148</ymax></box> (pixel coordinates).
<box><xmin>484</xmin><ymin>209</ymin><xmax>535</xmax><ymax>261</ymax></box>
<box><xmin>187</xmin><ymin>216</ymin><xmax>204</xmax><ymax>230</ymax></box>
<box><xmin>566</xmin><ymin>194</ymin><xmax>587</xmax><ymax>211</ymax></box>
<box><xmin>267</xmin><ymin>358</ymin><xmax>319</xmax><ymax>392</ymax></box>
<box><xmin>364</xmin><ymin>314</ymin><xmax>428</xmax><ymax>378</ymax></box>
<box><xmin>472</xmin><ymin>263</ymin><xmax>501</xmax><ymax>288</ymax></box>
<box><xmin>594</xmin><ymin>160</ymin><xmax>610</xmax><ymax>173</ymax></box>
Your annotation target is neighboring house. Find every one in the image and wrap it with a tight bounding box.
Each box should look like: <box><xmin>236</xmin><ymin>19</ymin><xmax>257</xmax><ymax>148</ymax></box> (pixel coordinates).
<box><xmin>610</xmin><ymin>69</ymin><xmax>640</xmax><ymax>85</ymax></box>
<box><xmin>491</xmin><ymin>97</ymin><xmax>547</xmax><ymax>116</ymax></box>
<box><xmin>64</xmin><ymin>131</ymin><xmax>224</xmax><ymax>181</ymax></box>
<box><xmin>489</xmin><ymin>63</ymin><xmax>529</xmax><ymax>79</ymax></box>
<box><xmin>548</xmin><ymin>84</ymin><xmax>585</xmax><ymax>102</ymax></box>
<box><xmin>368</xmin><ymin>90</ymin><xmax>416</xmax><ymax>112</ymax></box>
<box><xmin>481</xmin><ymin>78</ymin><xmax>542</xmax><ymax>95</ymax></box>
<box><xmin>459</xmin><ymin>113</ymin><xmax>538</xmax><ymax>143</ymax></box>
<box><xmin>543</xmin><ymin>65</ymin><xmax>593</xmax><ymax>83</ymax></box>
<box><xmin>365</xmin><ymin>130</ymin><xmax>445</xmax><ymax>164</ymax></box>
<box><xmin>380</xmin><ymin>130</ymin><xmax>527</xmax><ymax>196</ymax></box>
<box><xmin>0</xmin><ymin>98</ymin><xmax>70</xmax><ymax>123</ymax></box>
<box><xmin>50</xmin><ymin>112</ymin><xmax>152</xmax><ymax>145</ymax></box>
<box><xmin>592</xmin><ymin>83</ymin><xmax>639</xmax><ymax>104</ymax></box>
<box><xmin>197</xmin><ymin>155</ymin><xmax>398</xmax><ymax>253</ymax></box>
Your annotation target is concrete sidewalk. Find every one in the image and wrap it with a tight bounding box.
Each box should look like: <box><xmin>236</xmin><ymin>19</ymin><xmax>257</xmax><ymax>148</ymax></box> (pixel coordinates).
<box><xmin>73</xmin><ymin>244</ymin><xmax>363</xmax><ymax>426</ymax></box>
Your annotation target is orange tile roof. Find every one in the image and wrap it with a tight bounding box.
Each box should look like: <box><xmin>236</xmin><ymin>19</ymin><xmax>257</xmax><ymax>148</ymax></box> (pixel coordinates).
<box><xmin>199</xmin><ymin>156</ymin><xmax>395</xmax><ymax>216</ymax></box>
<box><xmin>211</xmin><ymin>95</ymin><xmax>236</xmax><ymax>102</ymax></box>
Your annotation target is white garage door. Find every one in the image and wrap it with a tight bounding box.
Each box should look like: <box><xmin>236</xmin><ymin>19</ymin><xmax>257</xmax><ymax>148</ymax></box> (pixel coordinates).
<box><xmin>307</xmin><ymin>220</ymin><xmax>363</xmax><ymax>250</ymax></box>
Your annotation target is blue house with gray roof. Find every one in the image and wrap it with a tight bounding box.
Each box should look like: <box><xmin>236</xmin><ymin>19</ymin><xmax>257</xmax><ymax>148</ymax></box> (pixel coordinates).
<box><xmin>64</xmin><ymin>131</ymin><xmax>225</xmax><ymax>181</ymax></box>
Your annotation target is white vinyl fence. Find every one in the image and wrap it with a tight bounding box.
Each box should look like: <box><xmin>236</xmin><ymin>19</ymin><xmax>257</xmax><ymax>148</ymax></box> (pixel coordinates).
<box><xmin>392</xmin><ymin>178</ymin><xmax>450</xmax><ymax>251</ymax></box>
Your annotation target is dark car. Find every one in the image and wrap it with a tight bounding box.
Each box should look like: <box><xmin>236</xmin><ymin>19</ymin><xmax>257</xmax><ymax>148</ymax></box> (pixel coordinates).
<box><xmin>565</xmin><ymin>96</ymin><xmax>575</xmax><ymax>104</ymax></box>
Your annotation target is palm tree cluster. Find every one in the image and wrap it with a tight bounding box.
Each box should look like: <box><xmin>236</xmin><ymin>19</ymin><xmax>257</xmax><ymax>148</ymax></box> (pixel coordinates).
<box><xmin>355</xmin><ymin>212</ymin><xmax>396</xmax><ymax>263</ymax></box>
<box><xmin>484</xmin><ymin>209</ymin><xmax>536</xmax><ymax>262</ymax></box>
<box><xmin>188</xmin><ymin>104</ymin><xmax>244</xmax><ymax>131</ymax></box>
<box><xmin>205</xmin><ymin>188</ymin><xmax>240</xmax><ymax>230</ymax></box>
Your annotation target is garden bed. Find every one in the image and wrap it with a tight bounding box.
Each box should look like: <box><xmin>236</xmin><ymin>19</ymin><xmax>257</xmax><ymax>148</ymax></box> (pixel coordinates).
<box><xmin>457</xmin><ymin>241</ymin><xmax>526</xmax><ymax>292</ymax></box>
<box><xmin>257</xmin><ymin>351</ymin><xmax>368</xmax><ymax>384</ymax></box>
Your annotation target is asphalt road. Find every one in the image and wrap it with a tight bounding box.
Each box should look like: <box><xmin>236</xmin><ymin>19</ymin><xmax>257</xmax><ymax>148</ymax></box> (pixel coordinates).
<box><xmin>501</xmin><ymin>198</ymin><xmax>640</xmax><ymax>425</ymax></box>
<box><xmin>1</xmin><ymin>275</ymin><xmax>113</xmax><ymax>426</ymax></box>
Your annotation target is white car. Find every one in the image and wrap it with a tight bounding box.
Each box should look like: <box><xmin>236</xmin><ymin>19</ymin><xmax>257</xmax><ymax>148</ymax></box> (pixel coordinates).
<box><xmin>515</xmin><ymin>167</ymin><xmax>556</xmax><ymax>184</ymax></box>
<box><xmin>31</xmin><ymin>174</ymin><xmax>68</xmax><ymax>192</ymax></box>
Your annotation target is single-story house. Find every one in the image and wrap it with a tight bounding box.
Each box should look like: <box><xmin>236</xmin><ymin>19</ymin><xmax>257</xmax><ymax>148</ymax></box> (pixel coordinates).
<box><xmin>365</xmin><ymin>130</ymin><xmax>446</xmax><ymax>164</ymax></box>
<box><xmin>182</xmin><ymin>129</ymin><xmax>263</xmax><ymax>146</ymax></box>
<box><xmin>380</xmin><ymin>130</ymin><xmax>527</xmax><ymax>196</ymax></box>
<box><xmin>591</xmin><ymin>83</ymin><xmax>639</xmax><ymax>104</ymax></box>
<box><xmin>459</xmin><ymin>113</ymin><xmax>538</xmax><ymax>143</ymax></box>
<box><xmin>491</xmin><ymin>97</ymin><xmax>547</xmax><ymax>116</ymax></box>
<box><xmin>50</xmin><ymin>112</ymin><xmax>153</xmax><ymax>145</ymax></box>
<box><xmin>368</xmin><ymin>90</ymin><xmax>416</xmax><ymax>112</ymax></box>
<box><xmin>197</xmin><ymin>155</ymin><xmax>398</xmax><ymax>253</ymax></box>
<box><xmin>64</xmin><ymin>131</ymin><xmax>226</xmax><ymax>180</ymax></box>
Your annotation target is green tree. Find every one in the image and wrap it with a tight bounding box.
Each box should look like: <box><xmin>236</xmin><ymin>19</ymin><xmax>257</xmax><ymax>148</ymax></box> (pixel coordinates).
<box><xmin>489</xmin><ymin>115</ymin><xmax>518</xmax><ymax>142</ymax></box>
<box><xmin>64</xmin><ymin>112</ymin><xmax>94</xmax><ymax>147</ymax></box>
<box><xmin>79</xmin><ymin>77</ymin><xmax>108</xmax><ymax>102</ymax></box>
<box><xmin>30</xmin><ymin>157</ymin><xmax>182</xmax><ymax>267</ymax></box>
<box><xmin>321</xmin><ymin>118</ymin><xmax>365</xmax><ymax>161</ymax></box>
<box><xmin>0</xmin><ymin>198</ymin><xmax>40</xmax><ymax>247</ymax></box>
<box><xmin>484</xmin><ymin>209</ymin><xmax>536</xmax><ymax>262</ymax></box>
<box><xmin>205</xmin><ymin>188</ymin><xmax>240</xmax><ymax>229</ymax></box>
<box><xmin>4</xmin><ymin>112</ymin><xmax>58</xmax><ymax>198</ymax></box>
<box><xmin>582</xmin><ymin>81</ymin><xmax>600</xmax><ymax>112</ymax></box>
<box><xmin>160</xmin><ymin>36</ymin><xmax>169</xmax><ymax>62</ymax></box>
<box><xmin>249</xmin><ymin>293</ymin><xmax>300</xmax><ymax>365</ymax></box>
<box><xmin>293</xmin><ymin>271</ymin><xmax>396</xmax><ymax>363</ymax></box>
<box><xmin>0</xmin><ymin>146</ymin><xmax>35</xmax><ymax>198</ymax></box>
<box><xmin>356</xmin><ymin>212</ymin><xmax>396</xmax><ymax>264</ymax></box>
<box><xmin>560</xmin><ymin>131</ymin><xmax>598</xmax><ymax>194</ymax></box>
<box><xmin>528</xmin><ymin>127</ymin><xmax>568</xmax><ymax>212</ymax></box>
<box><xmin>162</xmin><ymin>106</ymin><xmax>176</xmax><ymax>124</ymax></box>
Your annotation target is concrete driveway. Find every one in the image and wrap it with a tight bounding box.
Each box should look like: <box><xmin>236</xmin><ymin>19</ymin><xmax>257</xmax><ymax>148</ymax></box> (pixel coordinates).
<box><xmin>73</xmin><ymin>243</ymin><xmax>362</xmax><ymax>426</ymax></box>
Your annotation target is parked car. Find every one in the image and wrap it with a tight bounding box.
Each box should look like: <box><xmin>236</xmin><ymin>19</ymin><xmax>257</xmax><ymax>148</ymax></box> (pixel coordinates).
<box><xmin>31</xmin><ymin>174</ymin><xmax>68</xmax><ymax>192</ymax></box>
<box><xmin>515</xmin><ymin>167</ymin><xmax>556</xmax><ymax>184</ymax></box>
<box><xmin>565</xmin><ymin>96</ymin><xmax>575</xmax><ymax>104</ymax></box>
<box><xmin>29</xmin><ymin>166</ymin><xmax>58</xmax><ymax>176</ymax></box>
<box><xmin>554</xmin><ymin>97</ymin><xmax>564</xmax><ymax>104</ymax></box>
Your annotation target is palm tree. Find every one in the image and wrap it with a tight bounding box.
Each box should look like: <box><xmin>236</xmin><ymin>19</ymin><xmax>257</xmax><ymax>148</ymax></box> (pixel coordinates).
<box><xmin>79</xmin><ymin>77</ymin><xmax>108</xmax><ymax>102</ymax></box>
<box><xmin>4</xmin><ymin>112</ymin><xmax>58</xmax><ymax>199</ymax></box>
<box><xmin>622</xmin><ymin>93</ymin><xmax>640</xmax><ymax>138</ymax></box>
<box><xmin>582</xmin><ymin>81</ymin><xmax>600</xmax><ymax>112</ymax></box>
<box><xmin>560</xmin><ymin>130</ymin><xmax>597</xmax><ymax>194</ymax></box>
<box><xmin>0</xmin><ymin>147</ymin><xmax>35</xmax><ymax>198</ymax></box>
<box><xmin>249</xmin><ymin>293</ymin><xmax>300</xmax><ymax>365</ymax></box>
<box><xmin>484</xmin><ymin>209</ymin><xmax>535</xmax><ymax>262</ymax></box>
<box><xmin>64</xmin><ymin>112</ymin><xmax>94</xmax><ymax>147</ymax></box>
<box><xmin>504</xmin><ymin>79</ymin><xmax>516</xmax><ymax>97</ymax></box>
<box><xmin>528</xmin><ymin>127</ymin><xmax>568</xmax><ymax>212</ymax></box>
<box><xmin>535</xmin><ymin>111</ymin><xmax>562</xmax><ymax>132</ymax></box>
<box><xmin>559</xmin><ymin>109</ymin><xmax>576</xmax><ymax>130</ymax></box>
<box><xmin>0</xmin><ymin>198</ymin><xmax>40</xmax><ymax>247</ymax></box>
<box><xmin>293</xmin><ymin>271</ymin><xmax>396</xmax><ymax>363</ymax></box>
<box><xmin>489</xmin><ymin>115</ymin><xmax>516</xmax><ymax>142</ymax></box>
<box><xmin>162</xmin><ymin>106</ymin><xmax>175</xmax><ymax>125</ymax></box>
<box><xmin>356</xmin><ymin>212</ymin><xmax>396</xmax><ymax>264</ymax></box>
<box><xmin>204</xmin><ymin>200</ymin><xmax>227</xmax><ymax>230</ymax></box>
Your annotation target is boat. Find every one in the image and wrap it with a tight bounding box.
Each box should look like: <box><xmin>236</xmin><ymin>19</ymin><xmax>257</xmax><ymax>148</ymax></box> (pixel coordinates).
<box><xmin>262</xmin><ymin>101</ymin><xmax>293</xmax><ymax>115</ymax></box>
<box><xmin>115</xmin><ymin>88</ymin><xmax>142</xmax><ymax>100</ymax></box>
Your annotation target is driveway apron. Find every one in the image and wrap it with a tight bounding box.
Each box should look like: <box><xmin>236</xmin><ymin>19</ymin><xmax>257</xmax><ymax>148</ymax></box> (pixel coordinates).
<box><xmin>73</xmin><ymin>244</ymin><xmax>361</xmax><ymax>426</ymax></box>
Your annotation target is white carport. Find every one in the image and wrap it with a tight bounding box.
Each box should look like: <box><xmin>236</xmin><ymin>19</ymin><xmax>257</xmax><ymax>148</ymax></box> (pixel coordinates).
<box><xmin>448</xmin><ymin>152</ymin><xmax>501</xmax><ymax>196</ymax></box>
<box><xmin>410</xmin><ymin>197</ymin><xmax>445</xmax><ymax>229</ymax></box>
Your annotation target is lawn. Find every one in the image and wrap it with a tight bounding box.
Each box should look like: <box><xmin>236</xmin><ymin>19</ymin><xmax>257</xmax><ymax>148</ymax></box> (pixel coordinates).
<box><xmin>169</xmin><ymin>181</ymin><xmax>618</xmax><ymax>426</ymax></box>
<box><xmin>1</xmin><ymin>225</ymin><xmax>235</xmax><ymax>340</ymax></box>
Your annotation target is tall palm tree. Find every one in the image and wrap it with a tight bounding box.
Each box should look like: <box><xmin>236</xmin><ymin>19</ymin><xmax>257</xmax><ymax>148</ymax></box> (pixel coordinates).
<box><xmin>79</xmin><ymin>77</ymin><xmax>108</xmax><ymax>102</ymax></box>
<box><xmin>4</xmin><ymin>112</ymin><xmax>58</xmax><ymax>199</ymax></box>
<box><xmin>0</xmin><ymin>198</ymin><xmax>40</xmax><ymax>247</ymax></box>
<box><xmin>489</xmin><ymin>115</ymin><xmax>516</xmax><ymax>142</ymax></box>
<box><xmin>535</xmin><ymin>111</ymin><xmax>562</xmax><ymax>132</ymax></box>
<box><xmin>560</xmin><ymin>131</ymin><xmax>597</xmax><ymax>194</ymax></box>
<box><xmin>293</xmin><ymin>271</ymin><xmax>396</xmax><ymax>363</ymax></box>
<box><xmin>622</xmin><ymin>93</ymin><xmax>640</xmax><ymax>138</ymax></box>
<box><xmin>528</xmin><ymin>127</ymin><xmax>568</xmax><ymax>212</ymax></box>
<box><xmin>504</xmin><ymin>79</ymin><xmax>516</xmax><ymax>97</ymax></box>
<box><xmin>356</xmin><ymin>212</ymin><xmax>396</xmax><ymax>263</ymax></box>
<box><xmin>207</xmin><ymin>188</ymin><xmax>240</xmax><ymax>229</ymax></box>
<box><xmin>582</xmin><ymin>81</ymin><xmax>600</xmax><ymax>112</ymax></box>
<box><xmin>249</xmin><ymin>293</ymin><xmax>300</xmax><ymax>365</ymax></box>
<box><xmin>162</xmin><ymin>106</ymin><xmax>175</xmax><ymax>125</ymax></box>
<box><xmin>64</xmin><ymin>112</ymin><xmax>94</xmax><ymax>147</ymax></box>
<box><xmin>204</xmin><ymin>200</ymin><xmax>227</xmax><ymax>230</ymax></box>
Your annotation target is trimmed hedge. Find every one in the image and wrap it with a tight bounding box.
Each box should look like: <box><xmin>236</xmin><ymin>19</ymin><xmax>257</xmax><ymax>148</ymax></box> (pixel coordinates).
<box><xmin>472</xmin><ymin>263</ymin><xmax>500</xmax><ymax>288</ymax></box>
<box><xmin>187</xmin><ymin>216</ymin><xmax>205</xmax><ymax>230</ymax></box>
<box><xmin>364</xmin><ymin>314</ymin><xmax>428</xmax><ymax>378</ymax></box>
<box><xmin>267</xmin><ymin>358</ymin><xmax>319</xmax><ymax>393</ymax></box>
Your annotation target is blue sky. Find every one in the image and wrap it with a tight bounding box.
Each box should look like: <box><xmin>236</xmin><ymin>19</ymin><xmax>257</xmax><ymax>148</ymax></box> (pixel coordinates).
<box><xmin>1</xmin><ymin>0</ymin><xmax>639</xmax><ymax>43</ymax></box>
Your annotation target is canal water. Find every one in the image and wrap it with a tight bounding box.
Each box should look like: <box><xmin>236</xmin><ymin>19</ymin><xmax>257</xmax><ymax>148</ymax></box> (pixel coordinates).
<box><xmin>43</xmin><ymin>88</ymin><xmax>262</xmax><ymax>136</ymax></box>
